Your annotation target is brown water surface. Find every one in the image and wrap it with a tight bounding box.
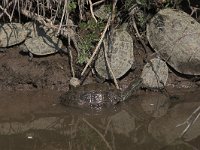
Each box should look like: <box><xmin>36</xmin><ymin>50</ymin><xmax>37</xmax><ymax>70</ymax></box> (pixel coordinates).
<box><xmin>0</xmin><ymin>88</ymin><xmax>200</xmax><ymax>150</ymax></box>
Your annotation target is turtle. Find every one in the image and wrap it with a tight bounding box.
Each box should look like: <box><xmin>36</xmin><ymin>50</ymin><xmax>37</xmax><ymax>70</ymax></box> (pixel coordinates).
<box><xmin>141</xmin><ymin>58</ymin><xmax>168</xmax><ymax>89</ymax></box>
<box><xmin>23</xmin><ymin>21</ymin><xmax>46</xmax><ymax>38</ymax></box>
<box><xmin>60</xmin><ymin>78</ymin><xmax>142</xmax><ymax>109</ymax></box>
<box><xmin>95</xmin><ymin>24</ymin><xmax>134</xmax><ymax>79</ymax></box>
<box><xmin>146</xmin><ymin>8</ymin><xmax>200</xmax><ymax>75</ymax></box>
<box><xmin>20</xmin><ymin>22</ymin><xmax>63</xmax><ymax>59</ymax></box>
<box><xmin>21</xmin><ymin>35</ymin><xmax>62</xmax><ymax>59</ymax></box>
<box><xmin>94</xmin><ymin>4</ymin><xmax>110</xmax><ymax>20</ymax></box>
<box><xmin>0</xmin><ymin>23</ymin><xmax>29</xmax><ymax>52</ymax></box>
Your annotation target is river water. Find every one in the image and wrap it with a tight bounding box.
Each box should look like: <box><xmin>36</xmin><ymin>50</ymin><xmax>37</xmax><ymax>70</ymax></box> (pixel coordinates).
<box><xmin>0</xmin><ymin>88</ymin><xmax>200</xmax><ymax>150</ymax></box>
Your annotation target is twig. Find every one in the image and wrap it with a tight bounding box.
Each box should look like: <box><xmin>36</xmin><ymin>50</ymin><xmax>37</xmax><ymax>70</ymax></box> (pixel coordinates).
<box><xmin>10</xmin><ymin>0</ymin><xmax>17</xmax><ymax>22</ymax></box>
<box><xmin>68</xmin><ymin>33</ymin><xmax>75</xmax><ymax>77</ymax></box>
<box><xmin>176</xmin><ymin>105</ymin><xmax>200</xmax><ymax>137</ymax></box>
<box><xmin>52</xmin><ymin>0</ymin><xmax>62</xmax><ymax>24</ymax></box>
<box><xmin>82</xmin><ymin>118</ymin><xmax>112</xmax><ymax>150</ymax></box>
<box><xmin>78</xmin><ymin>0</ymin><xmax>85</xmax><ymax>20</ymax></box>
<box><xmin>132</xmin><ymin>17</ymin><xmax>148</xmax><ymax>54</ymax></box>
<box><xmin>111</xmin><ymin>0</ymin><xmax>117</xmax><ymax>23</ymax></box>
<box><xmin>104</xmin><ymin>118</ymin><xmax>112</xmax><ymax>136</ymax></box>
<box><xmin>103</xmin><ymin>42</ymin><xmax>119</xmax><ymax>89</ymax></box>
<box><xmin>17</xmin><ymin>0</ymin><xmax>21</xmax><ymax>22</ymax></box>
<box><xmin>93</xmin><ymin>0</ymin><xmax>105</xmax><ymax>6</ymax></box>
<box><xmin>81</xmin><ymin>15</ymin><xmax>111</xmax><ymax>76</ymax></box>
<box><xmin>57</xmin><ymin>0</ymin><xmax>68</xmax><ymax>35</ymax></box>
<box><xmin>0</xmin><ymin>1</ymin><xmax>13</xmax><ymax>19</ymax></box>
<box><xmin>89</xmin><ymin>0</ymin><xmax>97</xmax><ymax>23</ymax></box>
<box><xmin>20</xmin><ymin>8</ymin><xmax>55</xmax><ymax>28</ymax></box>
<box><xmin>20</xmin><ymin>8</ymin><xmax>80</xmax><ymax>56</ymax></box>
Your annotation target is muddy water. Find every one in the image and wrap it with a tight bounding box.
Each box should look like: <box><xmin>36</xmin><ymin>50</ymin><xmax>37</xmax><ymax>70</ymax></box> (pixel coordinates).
<box><xmin>0</xmin><ymin>88</ymin><xmax>200</xmax><ymax>150</ymax></box>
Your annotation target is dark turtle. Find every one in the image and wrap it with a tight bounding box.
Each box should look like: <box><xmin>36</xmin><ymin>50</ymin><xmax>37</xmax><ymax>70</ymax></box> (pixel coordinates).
<box><xmin>60</xmin><ymin>78</ymin><xmax>142</xmax><ymax>109</ymax></box>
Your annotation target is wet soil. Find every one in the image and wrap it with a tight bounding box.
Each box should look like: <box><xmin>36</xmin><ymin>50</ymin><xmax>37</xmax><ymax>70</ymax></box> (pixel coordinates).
<box><xmin>0</xmin><ymin>42</ymin><xmax>199</xmax><ymax>92</ymax></box>
<box><xmin>0</xmin><ymin>46</ymin><xmax>73</xmax><ymax>91</ymax></box>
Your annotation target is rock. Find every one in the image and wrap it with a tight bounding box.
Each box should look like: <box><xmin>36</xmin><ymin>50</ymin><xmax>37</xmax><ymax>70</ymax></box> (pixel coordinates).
<box><xmin>147</xmin><ymin>8</ymin><xmax>200</xmax><ymax>75</ymax></box>
<box><xmin>141</xmin><ymin>58</ymin><xmax>168</xmax><ymax>88</ymax></box>
<box><xmin>69</xmin><ymin>77</ymin><xmax>81</xmax><ymax>88</ymax></box>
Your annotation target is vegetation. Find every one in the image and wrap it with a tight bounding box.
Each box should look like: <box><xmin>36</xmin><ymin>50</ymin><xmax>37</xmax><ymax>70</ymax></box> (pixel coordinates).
<box><xmin>77</xmin><ymin>19</ymin><xmax>105</xmax><ymax>64</ymax></box>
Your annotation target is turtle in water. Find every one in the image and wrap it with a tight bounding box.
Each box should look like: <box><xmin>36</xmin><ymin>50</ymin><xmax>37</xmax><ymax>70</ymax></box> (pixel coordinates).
<box><xmin>60</xmin><ymin>78</ymin><xmax>142</xmax><ymax>109</ymax></box>
<box><xmin>0</xmin><ymin>23</ymin><xmax>29</xmax><ymax>52</ymax></box>
<box><xmin>95</xmin><ymin>24</ymin><xmax>134</xmax><ymax>79</ymax></box>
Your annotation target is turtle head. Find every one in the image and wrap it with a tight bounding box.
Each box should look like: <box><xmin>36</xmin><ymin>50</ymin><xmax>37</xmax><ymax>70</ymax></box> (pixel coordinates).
<box><xmin>19</xmin><ymin>44</ymin><xmax>29</xmax><ymax>53</ymax></box>
<box><xmin>121</xmin><ymin>78</ymin><xmax>143</xmax><ymax>101</ymax></box>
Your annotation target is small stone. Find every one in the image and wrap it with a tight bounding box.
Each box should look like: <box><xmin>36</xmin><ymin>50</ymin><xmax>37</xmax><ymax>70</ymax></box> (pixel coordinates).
<box><xmin>69</xmin><ymin>77</ymin><xmax>81</xmax><ymax>88</ymax></box>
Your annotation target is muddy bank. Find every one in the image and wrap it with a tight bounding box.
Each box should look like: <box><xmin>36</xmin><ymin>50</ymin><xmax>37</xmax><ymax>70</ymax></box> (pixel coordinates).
<box><xmin>0</xmin><ymin>44</ymin><xmax>199</xmax><ymax>92</ymax></box>
<box><xmin>0</xmin><ymin>46</ymin><xmax>71</xmax><ymax>91</ymax></box>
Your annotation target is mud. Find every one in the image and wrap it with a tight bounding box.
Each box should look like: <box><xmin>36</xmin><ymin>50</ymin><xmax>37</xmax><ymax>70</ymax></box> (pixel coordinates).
<box><xmin>0</xmin><ymin>42</ymin><xmax>198</xmax><ymax>92</ymax></box>
<box><xmin>0</xmin><ymin>46</ymin><xmax>71</xmax><ymax>91</ymax></box>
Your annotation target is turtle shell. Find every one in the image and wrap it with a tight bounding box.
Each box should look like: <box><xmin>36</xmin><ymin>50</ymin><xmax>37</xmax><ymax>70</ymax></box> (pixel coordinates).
<box><xmin>23</xmin><ymin>22</ymin><xmax>45</xmax><ymax>38</ymax></box>
<box><xmin>95</xmin><ymin>27</ymin><xmax>134</xmax><ymax>79</ymax></box>
<box><xmin>0</xmin><ymin>23</ymin><xmax>28</xmax><ymax>47</ymax></box>
<box><xmin>24</xmin><ymin>35</ymin><xmax>62</xmax><ymax>55</ymax></box>
<box><xmin>60</xmin><ymin>83</ymin><xmax>121</xmax><ymax>109</ymax></box>
<box><xmin>141</xmin><ymin>58</ymin><xmax>168</xmax><ymax>88</ymax></box>
<box><xmin>147</xmin><ymin>8</ymin><xmax>200</xmax><ymax>75</ymax></box>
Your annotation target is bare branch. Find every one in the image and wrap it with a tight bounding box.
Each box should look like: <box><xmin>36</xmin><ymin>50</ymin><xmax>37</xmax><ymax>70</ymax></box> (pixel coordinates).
<box><xmin>81</xmin><ymin>15</ymin><xmax>111</xmax><ymax>76</ymax></box>
<box><xmin>89</xmin><ymin>0</ymin><xmax>97</xmax><ymax>23</ymax></box>
<box><xmin>0</xmin><ymin>1</ymin><xmax>13</xmax><ymax>19</ymax></box>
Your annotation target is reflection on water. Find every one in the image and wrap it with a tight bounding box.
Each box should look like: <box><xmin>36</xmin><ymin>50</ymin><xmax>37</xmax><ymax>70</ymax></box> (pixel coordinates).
<box><xmin>0</xmin><ymin>88</ymin><xmax>199</xmax><ymax>150</ymax></box>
